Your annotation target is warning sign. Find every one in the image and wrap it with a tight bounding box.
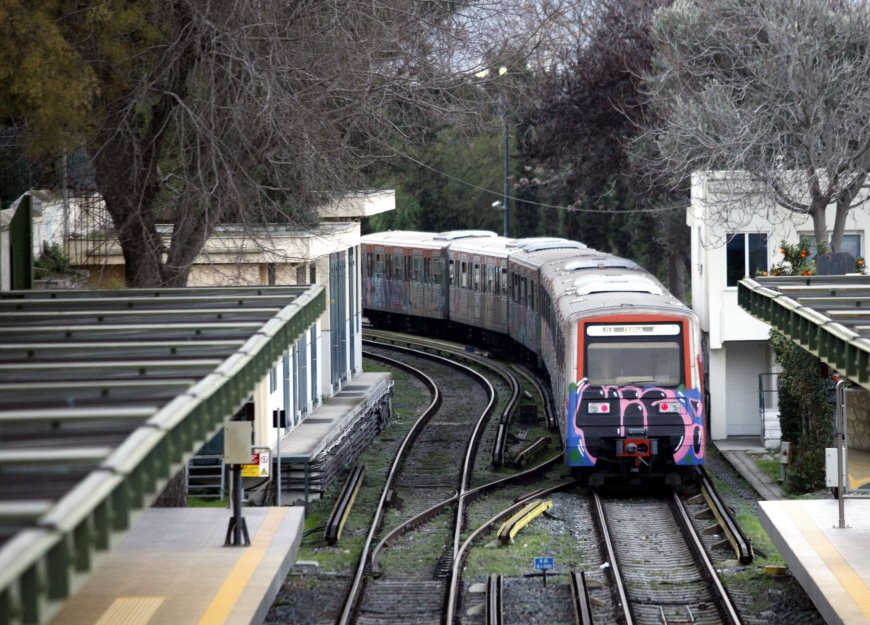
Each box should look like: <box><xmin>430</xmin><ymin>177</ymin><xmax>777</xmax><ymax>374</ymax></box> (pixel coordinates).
<box><xmin>241</xmin><ymin>447</ymin><xmax>271</xmax><ymax>478</ymax></box>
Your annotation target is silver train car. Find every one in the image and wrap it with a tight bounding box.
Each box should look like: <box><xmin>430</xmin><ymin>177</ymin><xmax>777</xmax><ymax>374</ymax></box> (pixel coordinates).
<box><xmin>361</xmin><ymin>230</ymin><xmax>706</xmax><ymax>484</ymax></box>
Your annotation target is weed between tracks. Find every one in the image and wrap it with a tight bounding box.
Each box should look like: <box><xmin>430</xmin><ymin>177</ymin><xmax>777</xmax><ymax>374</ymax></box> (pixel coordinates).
<box><xmin>292</xmin><ymin>360</ymin><xmax>430</xmax><ymax>574</ymax></box>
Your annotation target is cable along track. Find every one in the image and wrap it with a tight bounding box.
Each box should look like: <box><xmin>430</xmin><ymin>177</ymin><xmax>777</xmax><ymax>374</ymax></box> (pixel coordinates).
<box><xmin>594</xmin><ymin>489</ymin><xmax>742</xmax><ymax>625</ymax></box>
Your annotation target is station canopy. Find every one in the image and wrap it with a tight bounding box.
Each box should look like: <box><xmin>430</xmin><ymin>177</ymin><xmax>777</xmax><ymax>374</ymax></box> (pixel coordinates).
<box><xmin>739</xmin><ymin>275</ymin><xmax>870</xmax><ymax>389</ymax></box>
<box><xmin>0</xmin><ymin>285</ymin><xmax>324</xmax><ymax>625</ymax></box>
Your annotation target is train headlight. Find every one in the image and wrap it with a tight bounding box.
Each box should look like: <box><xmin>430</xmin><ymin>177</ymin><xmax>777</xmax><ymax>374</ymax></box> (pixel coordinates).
<box><xmin>587</xmin><ymin>402</ymin><xmax>611</xmax><ymax>414</ymax></box>
<box><xmin>658</xmin><ymin>401</ymin><xmax>681</xmax><ymax>413</ymax></box>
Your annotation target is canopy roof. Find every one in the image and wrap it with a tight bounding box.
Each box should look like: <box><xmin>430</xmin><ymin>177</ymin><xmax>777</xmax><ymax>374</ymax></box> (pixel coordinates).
<box><xmin>738</xmin><ymin>275</ymin><xmax>870</xmax><ymax>389</ymax></box>
<box><xmin>0</xmin><ymin>285</ymin><xmax>324</xmax><ymax>625</ymax></box>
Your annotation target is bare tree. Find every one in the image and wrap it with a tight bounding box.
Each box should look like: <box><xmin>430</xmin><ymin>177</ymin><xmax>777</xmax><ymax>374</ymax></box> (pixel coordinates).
<box><xmin>1</xmin><ymin>0</ymin><xmax>579</xmax><ymax>287</ymax></box>
<box><xmin>638</xmin><ymin>0</ymin><xmax>870</xmax><ymax>253</ymax></box>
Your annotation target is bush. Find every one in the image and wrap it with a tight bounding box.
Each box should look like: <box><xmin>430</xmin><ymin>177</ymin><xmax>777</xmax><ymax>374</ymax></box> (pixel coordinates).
<box><xmin>33</xmin><ymin>242</ymin><xmax>71</xmax><ymax>275</ymax></box>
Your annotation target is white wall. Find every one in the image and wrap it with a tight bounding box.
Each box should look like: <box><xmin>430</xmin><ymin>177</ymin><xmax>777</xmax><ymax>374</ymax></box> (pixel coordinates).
<box><xmin>689</xmin><ymin>172</ymin><xmax>870</xmax><ymax>443</ymax></box>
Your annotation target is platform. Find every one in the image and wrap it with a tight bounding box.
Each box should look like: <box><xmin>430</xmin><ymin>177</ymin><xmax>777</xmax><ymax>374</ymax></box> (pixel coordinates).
<box><xmin>47</xmin><ymin>507</ymin><xmax>303</xmax><ymax>625</ymax></box>
<box><xmin>279</xmin><ymin>371</ymin><xmax>392</xmax><ymax>460</ymax></box>
<box><xmin>715</xmin><ymin>437</ymin><xmax>870</xmax><ymax>625</ymax></box>
<box><xmin>759</xmin><ymin>499</ymin><xmax>870</xmax><ymax>625</ymax></box>
<box><xmin>46</xmin><ymin>372</ymin><xmax>392</xmax><ymax>625</ymax></box>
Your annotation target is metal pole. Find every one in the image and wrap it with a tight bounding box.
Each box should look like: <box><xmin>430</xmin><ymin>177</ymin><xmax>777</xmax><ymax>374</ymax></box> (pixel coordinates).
<box><xmin>233</xmin><ymin>465</ymin><xmax>243</xmax><ymax>543</ymax></box>
<box><xmin>502</xmin><ymin>104</ymin><xmax>510</xmax><ymax>238</ymax></box>
<box><xmin>835</xmin><ymin>378</ymin><xmax>847</xmax><ymax>528</ymax></box>
<box><xmin>276</xmin><ymin>423</ymin><xmax>282</xmax><ymax>506</ymax></box>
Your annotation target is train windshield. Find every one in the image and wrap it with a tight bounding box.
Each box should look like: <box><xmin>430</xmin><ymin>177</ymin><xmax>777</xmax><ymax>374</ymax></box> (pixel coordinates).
<box><xmin>585</xmin><ymin>341</ymin><xmax>682</xmax><ymax>387</ymax></box>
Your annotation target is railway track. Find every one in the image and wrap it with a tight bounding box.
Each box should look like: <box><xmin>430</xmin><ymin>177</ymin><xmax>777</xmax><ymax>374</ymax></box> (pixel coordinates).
<box><xmin>334</xmin><ymin>332</ymin><xmax>752</xmax><ymax>625</ymax></box>
<box><xmin>592</xmin><ymin>488</ymin><xmax>742</xmax><ymax>625</ymax></box>
<box><xmin>339</xmin><ymin>335</ymin><xmax>543</xmax><ymax>624</ymax></box>
<box><xmin>336</xmin><ymin>334</ymin><xmax>569</xmax><ymax>625</ymax></box>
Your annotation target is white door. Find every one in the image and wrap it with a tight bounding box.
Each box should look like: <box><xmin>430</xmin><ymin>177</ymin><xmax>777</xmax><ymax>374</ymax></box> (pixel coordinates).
<box><xmin>725</xmin><ymin>341</ymin><xmax>766</xmax><ymax>436</ymax></box>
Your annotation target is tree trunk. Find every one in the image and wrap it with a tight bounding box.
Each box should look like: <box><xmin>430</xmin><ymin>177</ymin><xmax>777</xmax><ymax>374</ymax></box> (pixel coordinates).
<box><xmin>809</xmin><ymin>200</ymin><xmax>829</xmax><ymax>254</ymax></box>
<box><xmin>92</xmin><ymin>112</ymin><xmax>168</xmax><ymax>287</ymax></box>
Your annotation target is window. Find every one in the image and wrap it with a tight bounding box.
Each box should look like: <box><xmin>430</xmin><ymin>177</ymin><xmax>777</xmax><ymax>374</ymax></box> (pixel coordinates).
<box><xmin>461</xmin><ymin>261</ymin><xmax>468</xmax><ymax>288</ymax></box>
<box><xmin>473</xmin><ymin>263</ymin><xmax>481</xmax><ymax>291</ymax></box>
<box><xmin>586</xmin><ymin>341</ymin><xmax>681</xmax><ymax>386</ymax></box>
<box><xmin>727</xmin><ymin>233</ymin><xmax>768</xmax><ymax>286</ymax></box>
<box><xmin>800</xmin><ymin>232</ymin><xmax>862</xmax><ymax>259</ymax></box>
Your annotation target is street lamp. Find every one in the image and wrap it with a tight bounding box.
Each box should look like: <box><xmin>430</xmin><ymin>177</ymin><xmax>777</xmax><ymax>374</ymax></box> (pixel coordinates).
<box><xmin>475</xmin><ymin>67</ymin><xmax>510</xmax><ymax>238</ymax></box>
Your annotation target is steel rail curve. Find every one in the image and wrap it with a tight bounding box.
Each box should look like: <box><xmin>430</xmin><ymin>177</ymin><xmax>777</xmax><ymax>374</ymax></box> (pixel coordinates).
<box><xmin>336</xmin><ymin>349</ymin><xmax>441</xmax><ymax>625</ymax></box>
<box><xmin>590</xmin><ymin>489</ymin><xmax>634</xmax><ymax>625</ymax></box>
<box><xmin>339</xmin><ymin>341</ymin><xmax>497</xmax><ymax>625</ymax></box>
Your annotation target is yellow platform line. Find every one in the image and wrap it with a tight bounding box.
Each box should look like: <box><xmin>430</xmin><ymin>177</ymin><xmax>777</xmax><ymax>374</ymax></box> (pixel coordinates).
<box><xmin>198</xmin><ymin>508</ymin><xmax>286</xmax><ymax>625</ymax></box>
<box><xmin>786</xmin><ymin>501</ymin><xmax>870</xmax><ymax>620</ymax></box>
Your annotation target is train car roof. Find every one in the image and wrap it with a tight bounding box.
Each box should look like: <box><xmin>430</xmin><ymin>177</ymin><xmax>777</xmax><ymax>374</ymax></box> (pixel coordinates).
<box><xmin>360</xmin><ymin>230</ymin><xmax>449</xmax><ymax>250</ymax></box>
<box><xmin>509</xmin><ymin>243</ymin><xmax>597</xmax><ymax>270</ymax></box>
<box><xmin>539</xmin><ymin>251</ymin><xmax>643</xmax><ymax>282</ymax></box>
<box><xmin>433</xmin><ymin>229</ymin><xmax>498</xmax><ymax>241</ymax></box>
<box><xmin>446</xmin><ymin>235</ymin><xmax>515</xmax><ymax>258</ymax></box>
<box><xmin>508</xmin><ymin>237</ymin><xmax>588</xmax><ymax>253</ymax></box>
<box><xmin>549</xmin><ymin>266</ymin><xmax>693</xmax><ymax>321</ymax></box>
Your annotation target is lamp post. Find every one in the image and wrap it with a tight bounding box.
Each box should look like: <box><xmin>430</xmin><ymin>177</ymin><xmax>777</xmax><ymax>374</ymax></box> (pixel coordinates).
<box><xmin>476</xmin><ymin>66</ymin><xmax>510</xmax><ymax>237</ymax></box>
<box><xmin>501</xmin><ymin>95</ymin><xmax>509</xmax><ymax>238</ymax></box>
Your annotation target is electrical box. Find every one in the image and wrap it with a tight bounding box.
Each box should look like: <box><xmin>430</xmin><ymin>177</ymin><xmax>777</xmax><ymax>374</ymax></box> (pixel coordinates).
<box><xmin>224</xmin><ymin>421</ymin><xmax>253</xmax><ymax>464</ymax></box>
<box><xmin>825</xmin><ymin>448</ymin><xmax>846</xmax><ymax>488</ymax></box>
<box><xmin>779</xmin><ymin>441</ymin><xmax>791</xmax><ymax>465</ymax></box>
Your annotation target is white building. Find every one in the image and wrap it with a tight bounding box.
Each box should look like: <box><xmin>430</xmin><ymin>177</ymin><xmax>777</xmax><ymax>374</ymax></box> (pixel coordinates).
<box><xmin>33</xmin><ymin>189</ymin><xmax>396</xmax><ymax>452</ymax></box>
<box><xmin>689</xmin><ymin>172</ymin><xmax>869</xmax><ymax>446</ymax></box>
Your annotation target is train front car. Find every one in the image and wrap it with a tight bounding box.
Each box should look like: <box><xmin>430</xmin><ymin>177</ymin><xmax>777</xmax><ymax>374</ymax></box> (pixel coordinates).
<box><xmin>560</xmin><ymin>272</ymin><xmax>705</xmax><ymax>486</ymax></box>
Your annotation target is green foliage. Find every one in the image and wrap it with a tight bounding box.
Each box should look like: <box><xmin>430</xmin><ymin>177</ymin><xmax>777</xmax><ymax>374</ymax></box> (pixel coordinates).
<box><xmin>33</xmin><ymin>241</ymin><xmax>71</xmax><ymax>276</ymax></box>
<box><xmin>764</xmin><ymin>236</ymin><xmax>831</xmax><ymax>492</ymax></box>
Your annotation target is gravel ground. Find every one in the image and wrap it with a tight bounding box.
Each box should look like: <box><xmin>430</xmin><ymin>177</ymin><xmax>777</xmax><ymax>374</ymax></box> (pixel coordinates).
<box><xmin>265</xmin><ymin>450</ymin><xmax>827</xmax><ymax>625</ymax></box>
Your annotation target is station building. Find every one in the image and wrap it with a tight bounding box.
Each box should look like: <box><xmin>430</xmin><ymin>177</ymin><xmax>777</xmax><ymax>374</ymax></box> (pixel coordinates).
<box><xmin>689</xmin><ymin>172</ymin><xmax>870</xmax><ymax>446</ymax></box>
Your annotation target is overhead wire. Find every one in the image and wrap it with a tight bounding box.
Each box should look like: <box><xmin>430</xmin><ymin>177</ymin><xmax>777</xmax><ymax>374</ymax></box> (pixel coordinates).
<box><xmin>398</xmin><ymin>152</ymin><xmax>689</xmax><ymax>215</ymax></box>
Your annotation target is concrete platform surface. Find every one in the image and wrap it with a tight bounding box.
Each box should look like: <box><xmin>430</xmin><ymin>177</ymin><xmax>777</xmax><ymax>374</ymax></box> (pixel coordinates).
<box><xmin>759</xmin><ymin>499</ymin><xmax>870</xmax><ymax>625</ymax></box>
<box><xmin>48</xmin><ymin>507</ymin><xmax>303</xmax><ymax>625</ymax></box>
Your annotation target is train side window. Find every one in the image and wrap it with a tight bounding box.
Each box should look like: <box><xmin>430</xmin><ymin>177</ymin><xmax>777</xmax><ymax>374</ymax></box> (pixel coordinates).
<box><xmin>413</xmin><ymin>255</ymin><xmax>423</xmax><ymax>282</ymax></box>
<box><xmin>473</xmin><ymin>263</ymin><xmax>481</xmax><ymax>291</ymax></box>
<box><xmin>393</xmin><ymin>253</ymin><xmax>403</xmax><ymax>280</ymax></box>
<box><xmin>530</xmin><ymin>279</ymin><xmax>535</xmax><ymax>312</ymax></box>
<box><xmin>423</xmin><ymin>258</ymin><xmax>431</xmax><ymax>283</ymax></box>
<box><xmin>405</xmin><ymin>254</ymin><xmax>412</xmax><ymax>281</ymax></box>
<box><xmin>435</xmin><ymin>258</ymin><xmax>444</xmax><ymax>284</ymax></box>
<box><xmin>385</xmin><ymin>253</ymin><xmax>391</xmax><ymax>278</ymax></box>
<box><xmin>500</xmin><ymin>267</ymin><xmax>508</xmax><ymax>296</ymax></box>
<box><xmin>449</xmin><ymin>260</ymin><xmax>455</xmax><ymax>285</ymax></box>
<box><xmin>461</xmin><ymin>261</ymin><xmax>468</xmax><ymax>288</ymax></box>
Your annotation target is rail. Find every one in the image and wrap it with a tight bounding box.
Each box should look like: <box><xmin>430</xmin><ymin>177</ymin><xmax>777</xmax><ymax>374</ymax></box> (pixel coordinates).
<box><xmin>590</xmin><ymin>489</ymin><xmax>634</xmax><ymax>625</ymax></box>
<box><xmin>336</xmin><ymin>350</ymin><xmax>441</xmax><ymax>625</ymax></box>
<box><xmin>670</xmin><ymin>490</ymin><xmax>743</xmax><ymax>625</ymax></box>
<box><xmin>698</xmin><ymin>468</ymin><xmax>754</xmax><ymax>564</ymax></box>
<box><xmin>485</xmin><ymin>573</ymin><xmax>503</xmax><ymax>625</ymax></box>
<box><xmin>569</xmin><ymin>570</ymin><xmax>595</xmax><ymax>625</ymax></box>
<box><xmin>512</xmin><ymin>436</ymin><xmax>550</xmax><ymax>468</ymax></box>
<box><xmin>324</xmin><ymin>464</ymin><xmax>365</xmax><ymax>545</ymax></box>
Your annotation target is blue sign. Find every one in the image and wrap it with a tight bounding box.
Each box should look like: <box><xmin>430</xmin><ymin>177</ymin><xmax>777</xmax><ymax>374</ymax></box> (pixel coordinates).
<box><xmin>534</xmin><ymin>557</ymin><xmax>554</xmax><ymax>571</ymax></box>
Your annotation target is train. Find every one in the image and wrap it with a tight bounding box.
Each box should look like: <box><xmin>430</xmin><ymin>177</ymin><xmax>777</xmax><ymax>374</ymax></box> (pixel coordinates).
<box><xmin>360</xmin><ymin>230</ymin><xmax>706</xmax><ymax>485</ymax></box>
